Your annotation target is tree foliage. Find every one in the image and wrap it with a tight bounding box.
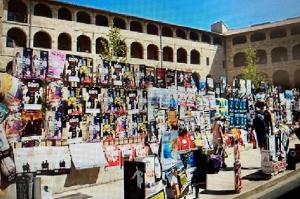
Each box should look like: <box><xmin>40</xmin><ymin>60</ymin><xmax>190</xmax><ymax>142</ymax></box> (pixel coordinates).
<box><xmin>242</xmin><ymin>47</ymin><xmax>268</xmax><ymax>89</ymax></box>
<box><xmin>99</xmin><ymin>27</ymin><xmax>127</xmax><ymax>63</ymax></box>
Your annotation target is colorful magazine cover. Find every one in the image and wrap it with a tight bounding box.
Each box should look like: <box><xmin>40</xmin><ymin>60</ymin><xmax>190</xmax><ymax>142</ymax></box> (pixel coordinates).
<box><xmin>100</xmin><ymin>60</ymin><xmax>110</xmax><ymax>86</ymax></box>
<box><xmin>65</xmin><ymin>54</ymin><xmax>81</xmax><ymax>85</ymax></box>
<box><xmin>46</xmin><ymin>79</ymin><xmax>63</xmax><ymax>109</ymax></box>
<box><xmin>86</xmin><ymin>115</ymin><xmax>101</xmax><ymax>142</ymax></box>
<box><xmin>135</xmin><ymin>64</ymin><xmax>146</xmax><ymax>88</ymax></box>
<box><xmin>156</xmin><ymin>68</ymin><xmax>166</xmax><ymax>88</ymax></box>
<box><xmin>145</xmin><ymin>66</ymin><xmax>156</xmax><ymax>87</ymax></box>
<box><xmin>48</xmin><ymin>50</ymin><xmax>65</xmax><ymax>79</ymax></box>
<box><xmin>166</xmin><ymin>69</ymin><xmax>176</xmax><ymax>88</ymax></box>
<box><xmin>32</xmin><ymin>51</ymin><xmax>48</xmax><ymax>79</ymax></box>
<box><xmin>66</xmin><ymin>115</ymin><xmax>82</xmax><ymax>144</ymax></box>
<box><xmin>21</xmin><ymin>79</ymin><xmax>43</xmax><ymax>110</ymax></box>
<box><xmin>123</xmin><ymin>64</ymin><xmax>135</xmax><ymax>88</ymax></box>
<box><xmin>80</xmin><ymin>57</ymin><xmax>93</xmax><ymax>85</ymax></box>
<box><xmin>82</xmin><ymin>87</ymin><xmax>101</xmax><ymax>114</ymax></box>
<box><xmin>21</xmin><ymin>111</ymin><xmax>43</xmax><ymax>139</ymax></box>
<box><xmin>111</xmin><ymin>62</ymin><xmax>125</xmax><ymax>86</ymax></box>
<box><xmin>45</xmin><ymin>107</ymin><xmax>63</xmax><ymax>140</ymax></box>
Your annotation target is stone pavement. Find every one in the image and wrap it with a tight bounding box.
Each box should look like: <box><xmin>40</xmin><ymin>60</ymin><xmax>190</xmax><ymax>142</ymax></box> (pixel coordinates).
<box><xmin>53</xmin><ymin>136</ymin><xmax>300</xmax><ymax>199</ymax></box>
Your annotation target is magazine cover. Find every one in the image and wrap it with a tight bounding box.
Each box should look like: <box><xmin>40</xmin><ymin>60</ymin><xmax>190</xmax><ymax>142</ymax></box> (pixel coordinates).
<box><xmin>48</xmin><ymin>50</ymin><xmax>66</xmax><ymax>79</ymax></box>
<box><xmin>66</xmin><ymin>115</ymin><xmax>82</xmax><ymax>144</ymax></box>
<box><xmin>21</xmin><ymin>111</ymin><xmax>43</xmax><ymax>139</ymax></box>
<box><xmin>166</xmin><ymin>69</ymin><xmax>176</xmax><ymax>88</ymax></box>
<box><xmin>145</xmin><ymin>66</ymin><xmax>156</xmax><ymax>88</ymax></box>
<box><xmin>80</xmin><ymin>57</ymin><xmax>93</xmax><ymax>85</ymax></box>
<box><xmin>111</xmin><ymin>62</ymin><xmax>125</xmax><ymax>86</ymax></box>
<box><xmin>21</xmin><ymin>79</ymin><xmax>43</xmax><ymax>110</ymax></box>
<box><xmin>82</xmin><ymin>87</ymin><xmax>101</xmax><ymax>114</ymax></box>
<box><xmin>156</xmin><ymin>68</ymin><xmax>166</xmax><ymax>88</ymax></box>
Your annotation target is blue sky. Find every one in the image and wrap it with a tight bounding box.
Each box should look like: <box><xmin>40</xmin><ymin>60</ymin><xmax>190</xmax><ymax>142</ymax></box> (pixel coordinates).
<box><xmin>60</xmin><ymin>0</ymin><xmax>300</xmax><ymax>31</ymax></box>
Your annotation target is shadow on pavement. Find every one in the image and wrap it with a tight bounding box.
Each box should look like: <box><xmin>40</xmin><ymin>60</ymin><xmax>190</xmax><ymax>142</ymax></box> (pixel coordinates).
<box><xmin>56</xmin><ymin>193</ymin><xmax>92</xmax><ymax>199</ymax></box>
<box><xmin>242</xmin><ymin>171</ymin><xmax>272</xmax><ymax>181</ymax></box>
<box><xmin>220</xmin><ymin>167</ymin><xmax>234</xmax><ymax>171</ymax></box>
<box><xmin>201</xmin><ymin>189</ymin><xmax>237</xmax><ymax>195</ymax></box>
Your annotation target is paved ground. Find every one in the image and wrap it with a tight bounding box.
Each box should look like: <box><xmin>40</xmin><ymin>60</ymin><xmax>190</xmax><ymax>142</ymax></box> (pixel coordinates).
<box><xmin>53</xmin><ymin>136</ymin><xmax>300</xmax><ymax>199</ymax></box>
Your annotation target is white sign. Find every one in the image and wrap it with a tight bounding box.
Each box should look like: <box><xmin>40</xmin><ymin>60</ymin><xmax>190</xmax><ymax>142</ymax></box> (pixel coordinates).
<box><xmin>69</xmin><ymin>143</ymin><xmax>107</xmax><ymax>170</ymax></box>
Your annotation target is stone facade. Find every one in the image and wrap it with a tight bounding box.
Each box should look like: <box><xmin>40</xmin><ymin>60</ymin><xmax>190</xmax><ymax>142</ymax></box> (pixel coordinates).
<box><xmin>223</xmin><ymin>18</ymin><xmax>300</xmax><ymax>88</ymax></box>
<box><xmin>1</xmin><ymin>0</ymin><xmax>225</xmax><ymax>80</ymax></box>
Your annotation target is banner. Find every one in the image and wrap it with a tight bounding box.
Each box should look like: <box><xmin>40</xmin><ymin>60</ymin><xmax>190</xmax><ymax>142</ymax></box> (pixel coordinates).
<box><xmin>161</xmin><ymin>131</ymin><xmax>179</xmax><ymax>171</ymax></box>
<box><xmin>156</xmin><ymin>68</ymin><xmax>166</xmax><ymax>88</ymax></box>
<box><xmin>48</xmin><ymin>50</ymin><xmax>65</xmax><ymax>79</ymax></box>
<box><xmin>69</xmin><ymin>143</ymin><xmax>107</xmax><ymax>170</ymax></box>
<box><xmin>166</xmin><ymin>70</ymin><xmax>176</xmax><ymax>88</ymax></box>
<box><xmin>14</xmin><ymin>146</ymin><xmax>71</xmax><ymax>175</ymax></box>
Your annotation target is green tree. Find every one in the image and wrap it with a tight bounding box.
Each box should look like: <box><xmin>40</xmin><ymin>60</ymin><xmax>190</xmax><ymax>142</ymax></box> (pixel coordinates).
<box><xmin>99</xmin><ymin>27</ymin><xmax>127</xmax><ymax>63</ymax></box>
<box><xmin>242</xmin><ymin>47</ymin><xmax>268</xmax><ymax>89</ymax></box>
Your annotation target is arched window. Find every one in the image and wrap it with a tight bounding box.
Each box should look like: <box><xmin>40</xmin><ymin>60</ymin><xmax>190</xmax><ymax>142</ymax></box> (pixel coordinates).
<box><xmin>6</xmin><ymin>28</ymin><xmax>26</xmax><ymax>48</ymax></box>
<box><xmin>162</xmin><ymin>26</ymin><xmax>173</xmax><ymax>37</ymax></box>
<box><xmin>33</xmin><ymin>31</ymin><xmax>51</xmax><ymax>49</ymax></box>
<box><xmin>256</xmin><ymin>49</ymin><xmax>267</xmax><ymax>64</ymax></box>
<box><xmin>8</xmin><ymin>0</ymin><xmax>27</xmax><ymax>23</ymax></box>
<box><xmin>202</xmin><ymin>34</ymin><xmax>211</xmax><ymax>44</ymax></box>
<box><xmin>6</xmin><ymin>61</ymin><xmax>13</xmax><ymax>75</ymax></box>
<box><xmin>177</xmin><ymin>48</ymin><xmax>187</xmax><ymax>63</ymax></box>
<box><xmin>147</xmin><ymin>44</ymin><xmax>159</xmax><ymax>60</ymax></box>
<box><xmin>190</xmin><ymin>50</ymin><xmax>200</xmax><ymax>64</ymax></box>
<box><xmin>176</xmin><ymin>29</ymin><xmax>186</xmax><ymax>39</ymax></box>
<box><xmin>77</xmin><ymin>11</ymin><xmax>91</xmax><ymax>24</ymax></box>
<box><xmin>96</xmin><ymin>37</ymin><xmax>108</xmax><ymax>55</ymax></box>
<box><xmin>232</xmin><ymin>35</ymin><xmax>247</xmax><ymax>45</ymax></box>
<box><xmin>233</xmin><ymin>52</ymin><xmax>246</xmax><ymax>67</ymax></box>
<box><xmin>271</xmin><ymin>47</ymin><xmax>288</xmax><ymax>62</ymax></box>
<box><xmin>58</xmin><ymin>7</ymin><xmax>72</xmax><ymax>21</ymax></box>
<box><xmin>294</xmin><ymin>69</ymin><xmax>300</xmax><ymax>88</ymax></box>
<box><xmin>273</xmin><ymin>70</ymin><xmax>290</xmax><ymax>88</ymax></box>
<box><xmin>291</xmin><ymin>26</ymin><xmax>300</xmax><ymax>35</ymax></box>
<box><xmin>293</xmin><ymin>44</ymin><xmax>300</xmax><ymax>60</ymax></box>
<box><xmin>130</xmin><ymin>21</ymin><xmax>143</xmax><ymax>32</ymax></box>
<box><xmin>190</xmin><ymin>31</ymin><xmax>199</xmax><ymax>41</ymax></box>
<box><xmin>58</xmin><ymin>33</ymin><xmax>71</xmax><ymax>51</ymax></box>
<box><xmin>163</xmin><ymin>46</ymin><xmax>173</xmax><ymax>62</ymax></box>
<box><xmin>213</xmin><ymin>37</ymin><xmax>222</xmax><ymax>45</ymax></box>
<box><xmin>147</xmin><ymin>23</ymin><xmax>158</xmax><ymax>35</ymax></box>
<box><xmin>34</xmin><ymin>3</ymin><xmax>52</xmax><ymax>18</ymax></box>
<box><xmin>96</xmin><ymin>15</ymin><xmax>108</xmax><ymax>26</ymax></box>
<box><xmin>113</xmin><ymin>17</ymin><xmax>126</xmax><ymax>29</ymax></box>
<box><xmin>270</xmin><ymin>29</ymin><xmax>287</xmax><ymax>39</ymax></box>
<box><xmin>250</xmin><ymin>32</ymin><xmax>266</xmax><ymax>42</ymax></box>
<box><xmin>130</xmin><ymin>42</ymin><xmax>143</xmax><ymax>59</ymax></box>
<box><xmin>77</xmin><ymin>35</ymin><xmax>91</xmax><ymax>53</ymax></box>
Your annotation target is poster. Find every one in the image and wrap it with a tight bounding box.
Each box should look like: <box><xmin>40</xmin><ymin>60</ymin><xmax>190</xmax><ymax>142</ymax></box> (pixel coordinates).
<box><xmin>220</xmin><ymin>76</ymin><xmax>227</xmax><ymax>95</ymax></box>
<box><xmin>177</xmin><ymin>71</ymin><xmax>185</xmax><ymax>87</ymax></box>
<box><xmin>111</xmin><ymin>62</ymin><xmax>125</xmax><ymax>86</ymax></box>
<box><xmin>100</xmin><ymin>60</ymin><xmax>110</xmax><ymax>86</ymax></box>
<box><xmin>126</xmin><ymin>90</ymin><xmax>139</xmax><ymax>114</ymax></box>
<box><xmin>14</xmin><ymin>147</ymin><xmax>71</xmax><ymax>175</ymax></box>
<box><xmin>80</xmin><ymin>57</ymin><xmax>93</xmax><ymax>85</ymax></box>
<box><xmin>136</xmin><ymin>65</ymin><xmax>146</xmax><ymax>88</ymax></box>
<box><xmin>21</xmin><ymin>111</ymin><xmax>43</xmax><ymax>139</ymax></box>
<box><xmin>45</xmin><ymin>109</ymin><xmax>63</xmax><ymax>140</ymax></box>
<box><xmin>124</xmin><ymin>64</ymin><xmax>135</xmax><ymax>88</ymax></box>
<box><xmin>32</xmin><ymin>51</ymin><xmax>48</xmax><ymax>79</ymax></box>
<box><xmin>22</xmin><ymin>79</ymin><xmax>43</xmax><ymax>110</ymax></box>
<box><xmin>82</xmin><ymin>87</ymin><xmax>101</xmax><ymax>114</ymax></box>
<box><xmin>66</xmin><ymin>87</ymin><xmax>82</xmax><ymax>115</ymax></box>
<box><xmin>246</xmin><ymin>80</ymin><xmax>252</xmax><ymax>96</ymax></box>
<box><xmin>103</xmin><ymin>145</ymin><xmax>121</xmax><ymax>167</ymax></box>
<box><xmin>178</xmin><ymin>92</ymin><xmax>187</xmax><ymax>107</ymax></box>
<box><xmin>66</xmin><ymin>115</ymin><xmax>82</xmax><ymax>144</ymax></box>
<box><xmin>166</xmin><ymin>69</ymin><xmax>176</xmax><ymax>88</ymax></box>
<box><xmin>101</xmin><ymin>114</ymin><xmax>116</xmax><ymax>138</ymax></box>
<box><xmin>69</xmin><ymin>143</ymin><xmax>107</xmax><ymax>170</ymax></box>
<box><xmin>239</xmin><ymin>79</ymin><xmax>246</xmax><ymax>96</ymax></box>
<box><xmin>4</xmin><ymin>113</ymin><xmax>22</xmax><ymax>143</ymax></box>
<box><xmin>65</xmin><ymin>54</ymin><xmax>81</xmax><ymax>84</ymax></box>
<box><xmin>199</xmin><ymin>77</ymin><xmax>206</xmax><ymax>95</ymax></box>
<box><xmin>115</xmin><ymin>115</ymin><xmax>127</xmax><ymax>139</ymax></box>
<box><xmin>159</xmin><ymin>89</ymin><xmax>171</xmax><ymax>109</ymax></box>
<box><xmin>0</xmin><ymin>129</ymin><xmax>15</xmax><ymax>189</ymax></box>
<box><xmin>142</xmin><ymin>156</ymin><xmax>162</xmax><ymax>190</ymax></box>
<box><xmin>124</xmin><ymin>161</ymin><xmax>146</xmax><ymax>199</ymax></box>
<box><xmin>0</xmin><ymin>73</ymin><xmax>23</xmax><ymax>109</ymax></box>
<box><xmin>14</xmin><ymin>51</ymin><xmax>23</xmax><ymax>78</ymax></box>
<box><xmin>86</xmin><ymin>115</ymin><xmax>101</xmax><ymax>142</ymax></box>
<box><xmin>46</xmin><ymin>80</ymin><xmax>63</xmax><ymax>108</ymax></box>
<box><xmin>145</xmin><ymin>66</ymin><xmax>156</xmax><ymax>87</ymax></box>
<box><xmin>161</xmin><ymin>131</ymin><xmax>179</xmax><ymax>171</ymax></box>
<box><xmin>48</xmin><ymin>50</ymin><xmax>66</xmax><ymax>79</ymax></box>
<box><xmin>206</xmin><ymin>77</ymin><xmax>214</xmax><ymax>94</ymax></box>
<box><xmin>147</xmin><ymin>187</ymin><xmax>166</xmax><ymax>199</ymax></box>
<box><xmin>113</xmin><ymin>88</ymin><xmax>126</xmax><ymax>113</ymax></box>
<box><xmin>18</xmin><ymin>48</ymin><xmax>32</xmax><ymax>79</ymax></box>
<box><xmin>156</xmin><ymin>68</ymin><xmax>166</xmax><ymax>88</ymax></box>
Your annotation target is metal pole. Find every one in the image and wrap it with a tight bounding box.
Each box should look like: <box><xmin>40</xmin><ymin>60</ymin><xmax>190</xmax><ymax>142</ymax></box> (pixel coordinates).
<box><xmin>159</xmin><ymin>25</ymin><xmax>163</xmax><ymax>68</ymax></box>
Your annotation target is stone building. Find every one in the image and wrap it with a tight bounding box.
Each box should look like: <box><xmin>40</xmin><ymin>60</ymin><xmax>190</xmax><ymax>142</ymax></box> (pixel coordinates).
<box><xmin>0</xmin><ymin>0</ymin><xmax>225</xmax><ymax>80</ymax></box>
<box><xmin>222</xmin><ymin>17</ymin><xmax>300</xmax><ymax>88</ymax></box>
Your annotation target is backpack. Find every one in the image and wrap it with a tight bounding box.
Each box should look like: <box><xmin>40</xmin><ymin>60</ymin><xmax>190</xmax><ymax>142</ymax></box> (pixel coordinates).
<box><xmin>207</xmin><ymin>155</ymin><xmax>222</xmax><ymax>174</ymax></box>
